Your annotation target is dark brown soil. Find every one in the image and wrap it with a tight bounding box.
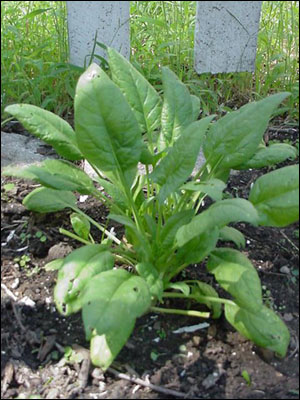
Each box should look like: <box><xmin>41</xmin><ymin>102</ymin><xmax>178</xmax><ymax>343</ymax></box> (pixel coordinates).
<box><xmin>1</xmin><ymin>122</ymin><xmax>299</xmax><ymax>399</ymax></box>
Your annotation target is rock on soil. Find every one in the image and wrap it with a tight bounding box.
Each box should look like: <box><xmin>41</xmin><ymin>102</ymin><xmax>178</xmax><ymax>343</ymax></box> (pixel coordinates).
<box><xmin>1</xmin><ymin>132</ymin><xmax>57</xmax><ymax>168</ymax></box>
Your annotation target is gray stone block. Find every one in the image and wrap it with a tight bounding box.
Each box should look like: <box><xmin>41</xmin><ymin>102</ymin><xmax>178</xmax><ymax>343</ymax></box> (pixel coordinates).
<box><xmin>66</xmin><ymin>1</ymin><xmax>130</xmax><ymax>67</ymax></box>
<box><xmin>194</xmin><ymin>1</ymin><xmax>262</xmax><ymax>74</ymax></box>
<box><xmin>1</xmin><ymin>132</ymin><xmax>56</xmax><ymax>168</ymax></box>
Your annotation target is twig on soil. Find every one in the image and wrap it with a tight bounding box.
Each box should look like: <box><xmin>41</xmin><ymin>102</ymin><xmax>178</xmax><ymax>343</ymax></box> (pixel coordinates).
<box><xmin>288</xmin><ymin>332</ymin><xmax>299</xmax><ymax>359</ymax></box>
<box><xmin>1</xmin><ymin>361</ymin><xmax>14</xmax><ymax>397</ymax></box>
<box><xmin>268</xmin><ymin>126</ymin><xmax>298</xmax><ymax>133</ymax></box>
<box><xmin>1</xmin><ymin>283</ymin><xmax>18</xmax><ymax>301</ymax></box>
<box><xmin>280</xmin><ymin>231</ymin><xmax>299</xmax><ymax>252</ymax></box>
<box><xmin>107</xmin><ymin>367</ymin><xmax>198</xmax><ymax>399</ymax></box>
<box><xmin>11</xmin><ymin>301</ymin><xmax>26</xmax><ymax>331</ymax></box>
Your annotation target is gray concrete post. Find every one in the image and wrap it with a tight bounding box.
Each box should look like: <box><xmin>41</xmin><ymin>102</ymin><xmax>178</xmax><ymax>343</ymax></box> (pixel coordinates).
<box><xmin>194</xmin><ymin>1</ymin><xmax>262</xmax><ymax>74</ymax></box>
<box><xmin>66</xmin><ymin>1</ymin><xmax>130</xmax><ymax>67</ymax></box>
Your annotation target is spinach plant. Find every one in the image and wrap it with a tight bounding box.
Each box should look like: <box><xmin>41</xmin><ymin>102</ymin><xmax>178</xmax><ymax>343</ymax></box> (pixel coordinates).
<box><xmin>4</xmin><ymin>49</ymin><xmax>299</xmax><ymax>370</ymax></box>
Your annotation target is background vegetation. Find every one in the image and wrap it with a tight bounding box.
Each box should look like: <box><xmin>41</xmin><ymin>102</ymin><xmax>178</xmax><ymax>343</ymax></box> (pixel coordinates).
<box><xmin>1</xmin><ymin>1</ymin><xmax>299</xmax><ymax>121</ymax></box>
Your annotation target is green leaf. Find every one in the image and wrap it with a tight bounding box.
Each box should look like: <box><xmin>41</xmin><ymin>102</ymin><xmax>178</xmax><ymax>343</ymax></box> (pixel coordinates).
<box><xmin>23</xmin><ymin>187</ymin><xmax>77</xmax><ymax>213</ymax></box>
<box><xmin>2</xmin><ymin>164</ymin><xmax>37</xmax><ymax>181</ymax></box>
<box><xmin>90</xmin><ymin>326</ymin><xmax>134</xmax><ymax>372</ymax></box>
<box><xmin>44</xmin><ymin>258</ymin><xmax>64</xmax><ymax>271</ymax></box>
<box><xmin>207</xmin><ymin>248</ymin><xmax>262</xmax><ymax>312</ymax></box>
<box><xmin>136</xmin><ymin>262</ymin><xmax>163</xmax><ymax>301</ymax></box>
<box><xmin>177</xmin><ymin>228</ymin><xmax>219</xmax><ymax>265</ymax></box>
<box><xmin>158</xmin><ymin>67</ymin><xmax>195</xmax><ymax>150</ymax></box>
<box><xmin>203</xmin><ymin>93</ymin><xmax>290</xmax><ymax>170</ymax></box>
<box><xmin>75</xmin><ymin>63</ymin><xmax>143</xmax><ymax>176</ymax></box>
<box><xmin>225</xmin><ymin>303</ymin><xmax>290</xmax><ymax>357</ymax></box>
<box><xmin>70</xmin><ymin>213</ymin><xmax>91</xmax><ymax>241</ymax></box>
<box><xmin>234</xmin><ymin>143</ymin><xmax>297</xmax><ymax>170</ymax></box>
<box><xmin>207</xmin><ymin>247</ymin><xmax>253</xmax><ymax>270</ymax></box>
<box><xmin>54</xmin><ymin>245</ymin><xmax>114</xmax><ymax>315</ymax></box>
<box><xmin>94</xmin><ymin>177</ymin><xmax>128</xmax><ymax>212</ymax></box>
<box><xmin>4</xmin><ymin>104</ymin><xmax>82</xmax><ymax>160</ymax></box>
<box><xmin>108</xmin><ymin>213</ymin><xmax>137</xmax><ymax>233</ymax></box>
<box><xmin>249</xmin><ymin>165</ymin><xmax>299</xmax><ymax>227</ymax></box>
<box><xmin>191</xmin><ymin>95</ymin><xmax>201</xmax><ymax>121</ymax></box>
<box><xmin>22</xmin><ymin>8</ymin><xmax>52</xmax><ymax>20</ymax></box>
<box><xmin>4</xmin><ymin>160</ymin><xmax>94</xmax><ymax>195</ymax></box>
<box><xmin>144</xmin><ymin>214</ymin><xmax>157</xmax><ymax>239</ymax></box>
<box><xmin>160</xmin><ymin>210</ymin><xmax>194</xmax><ymax>250</ymax></box>
<box><xmin>151</xmin><ymin>117</ymin><xmax>214</xmax><ymax>203</ymax></box>
<box><xmin>176</xmin><ymin>199</ymin><xmax>258</xmax><ymax>247</ymax></box>
<box><xmin>81</xmin><ymin>269</ymin><xmax>151</xmax><ymax>370</ymax></box>
<box><xmin>108</xmin><ymin>48</ymin><xmax>162</xmax><ymax>134</ymax></box>
<box><xmin>140</xmin><ymin>145</ymin><xmax>155</xmax><ymax>165</ymax></box>
<box><xmin>219</xmin><ymin>226</ymin><xmax>246</xmax><ymax>248</ymax></box>
<box><xmin>181</xmin><ymin>179</ymin><xmax>226</xmax><ymax>201</ymax></box>
<box><xmin>165</xmin><ymin>282</ymin><xmax>190</xmax><ymax>297</ymax></box>
<box><xmin>190</xmin><ymin>281</ymin><xmax>222</xmax><ymax>319</ymax></box>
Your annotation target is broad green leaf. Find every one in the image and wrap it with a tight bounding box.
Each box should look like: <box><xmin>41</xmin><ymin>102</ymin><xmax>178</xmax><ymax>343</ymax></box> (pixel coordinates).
<box><xmin>144</xmin><ymin>214</ymin><xmax>157</xmax><ymax>239</ymax></box>
<box><xmin>191</xmin><ymin>95</ymin><xmax>201</xmax><ymax>121</ymax></box>
<box><xmin>2</xmin><ymin>164</ymin><xmax>37</xmax><ymax>180</ymax></box>
<box><xmin>177</xmin><ymin>228</ymin><xmax>219</xmax><ymax>265</ymax></box>
<box><xmin>136</xmin><ymin>262</ymin><xmax>163</xmax><ymax>301</ymax></box>
<box><xmin>81</xmin><ymin>269</ymin><xmax>151</xmax><ymax>369</ymax></box>
<box><xmin>160</xmin><ymin>210</ymin><xmax>194</xmax><ymax>250</ymax></box>
<box><xmin>23</xmin><ymin>187</ymin><xmax>77</xmax><ymax>213</ymax></box>
<box><xmin>176</xmin><ymin>199</ymin><xmax>258</xmax><ymax>247</ymax></box>
<box><xmin>207</xmin><ymin>248</ymin><xmax>262</xmax><ymax>312</ymax></box>
<box><xmin>70</xmin><ymin>213</ymin><xmax>91</xmax><ymax>241</ymax></box>
<box><xmin>165</xmin><ymin>282</ymin><xmax>190</xmax><ymax>297</ymax></box>
<box><xmin>181</xmin><ymin>179</ymin><xmax>226</xmax><ymax>201</ymax></box>
<box><xmin>225</xmin><ymin>303</ymin><xmax>290</xmax><ymax>357</ymax></box>
<box><xmin>158</xmin><ymin>67</ymin><xmax>194</xmax><ymax>150</ymax></box>
<box><xmin>94</xmin><ymin>177</ymin><xmax>128</xmax><ymax>212</ymax></box>
<box><xmin>211</xmin><ymin>262</ymin><xmax>262</xmax><ymax>312</ymax></box>
<box><xmin>219</xmin><ymin>226</ymin><xmax>246</xmax><ymax>248</ymax></box>
<box><xmin>189</xmin><ymin>281</ymin><xmax>222</xmax><ymax>319</ymax></box>
<box><xmin>90</xmin><ymin>324</ymin><xmax>134</xmax><ymax>371</ymax></box>
<box><xmin>151</xmin><ymin>117</ymin><xmax>214</xmax><ymax>203</ymax></box>
<box><xmin>4</xmin><ymin>160</ymin><xmax>94</xmax><ymax>195</ymax></box>
<box><xmin>44</xmin><ymin>258</ymin><xmax>64</xmax><ymax>271</ymax></box>
<box><xmin>54</xmin><ymin>245</ymin><xmax>114</xmax><ymax>315</ymax></box>
<box><xmin>139</xmin><ymin>144</ymin><xmax>164</xmax><ymax>166</ymax></box>
<box><xmin>4</xmin><ymin>104</ymin><xmax>82</xmax><ymax>160</ymax></box>
<box><xmin>108</xmin><ymin>48</ymin><xmax>162</xmax><ymax>134</ymax></box>
<box><xmin>249</xmin><ymin>165</ymin><xmax>299</xmax><ymax>227</ymax></box>
<box><xmin>234</xmin><ymin>143</ymin><xmax>297</xmax><ymax>170</ymax></box>
<box><xmin>140</xmin><ymin>145</ymin><xmax>155</xmax><ymax>165</ymax></box>
<box><xmin>207</xmin><ymin>247</ymin><xmax>254</xmax><ymax>270</ymax></box>
<box><xmin>203</xmin><ymin>93</ymin><xmax>290</xmax><ymax>169</ymax></box>
<box><xmin>108</xmin><ymin>214</ymin><xmax>137</xmax><ymax>231</ymax></box>
<box><xmin>75</xmin><ymin>63</ymin><xmax>143</xmax><ymax>175</ymax></box>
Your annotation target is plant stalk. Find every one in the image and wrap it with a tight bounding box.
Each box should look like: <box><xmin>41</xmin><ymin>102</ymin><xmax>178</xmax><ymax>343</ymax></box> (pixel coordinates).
<box><xmin>150</xmin><ymin>306</ymin><xmax>210</xmax><ymax>318</ymax></box>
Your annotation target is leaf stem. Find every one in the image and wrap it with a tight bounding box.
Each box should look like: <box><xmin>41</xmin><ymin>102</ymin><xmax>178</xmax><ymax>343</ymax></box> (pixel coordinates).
<box><xmin>150</xmin><ymin>306</ymin><xmax>210</xmax><ymax>318</ymax></box>
<box><xmin>163</xmin><ymin>291</ymin><xmax>236</xmax><ymax>306</ymax></box>
<box><xmin>59</xmin><ymin>228</ymin><xmax>91</xmax><ymax>245</ymax></box>
<box><xmin>71</xmin><ymin>206</ymin><xmax>122</xmax><ymax>245</ymax></box>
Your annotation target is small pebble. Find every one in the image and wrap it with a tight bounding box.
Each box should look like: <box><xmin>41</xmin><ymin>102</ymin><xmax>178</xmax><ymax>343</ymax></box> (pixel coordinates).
<box><xmin>280</xmin><ymin>266</ymin><xmax>290</xmax><ymax>274</ymax></box>
<box><xmin>283</xmin><ymin>313</ymin><xmax>293</xmax><ymax>322</ymax></box>
<box><xmin>187</xmin><ymin>377</ymin><xmax>195</xmax><ymax>384</ymax></box>
<box><xmin>10</xmin><ymin>278</ymin><xmax>19</xmax><ymax>289</ymax></box>
<box><xmin>153</xmin><ymin>321</ymin><xmax>161</xmax><ymax>330</ymax></box>
<box><xmin>192</xmin><ymin>336</ymin><xmax>201</xmax><ymax>346</ymax></box>
<box><xmin>179</xmin><ymin>344</ymin><xmax>187</xmax><ymax>353</ymax></box>
<box><xmin>207</xmin><ymin>325</ymin><xmax>217</xmax><ymax>339</ymax></box>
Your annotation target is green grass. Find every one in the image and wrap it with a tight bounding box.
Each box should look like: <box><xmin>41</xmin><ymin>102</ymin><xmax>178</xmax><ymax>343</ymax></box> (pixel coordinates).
<box><xmin>1</xmin><ymin>1</ymin><xmax>81</xmax><ymax>117</ymax></box>
<box><xmin>1</xmin><ymin>1</ymin><xmax>299</xmax><ymax>121</ymax></box>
